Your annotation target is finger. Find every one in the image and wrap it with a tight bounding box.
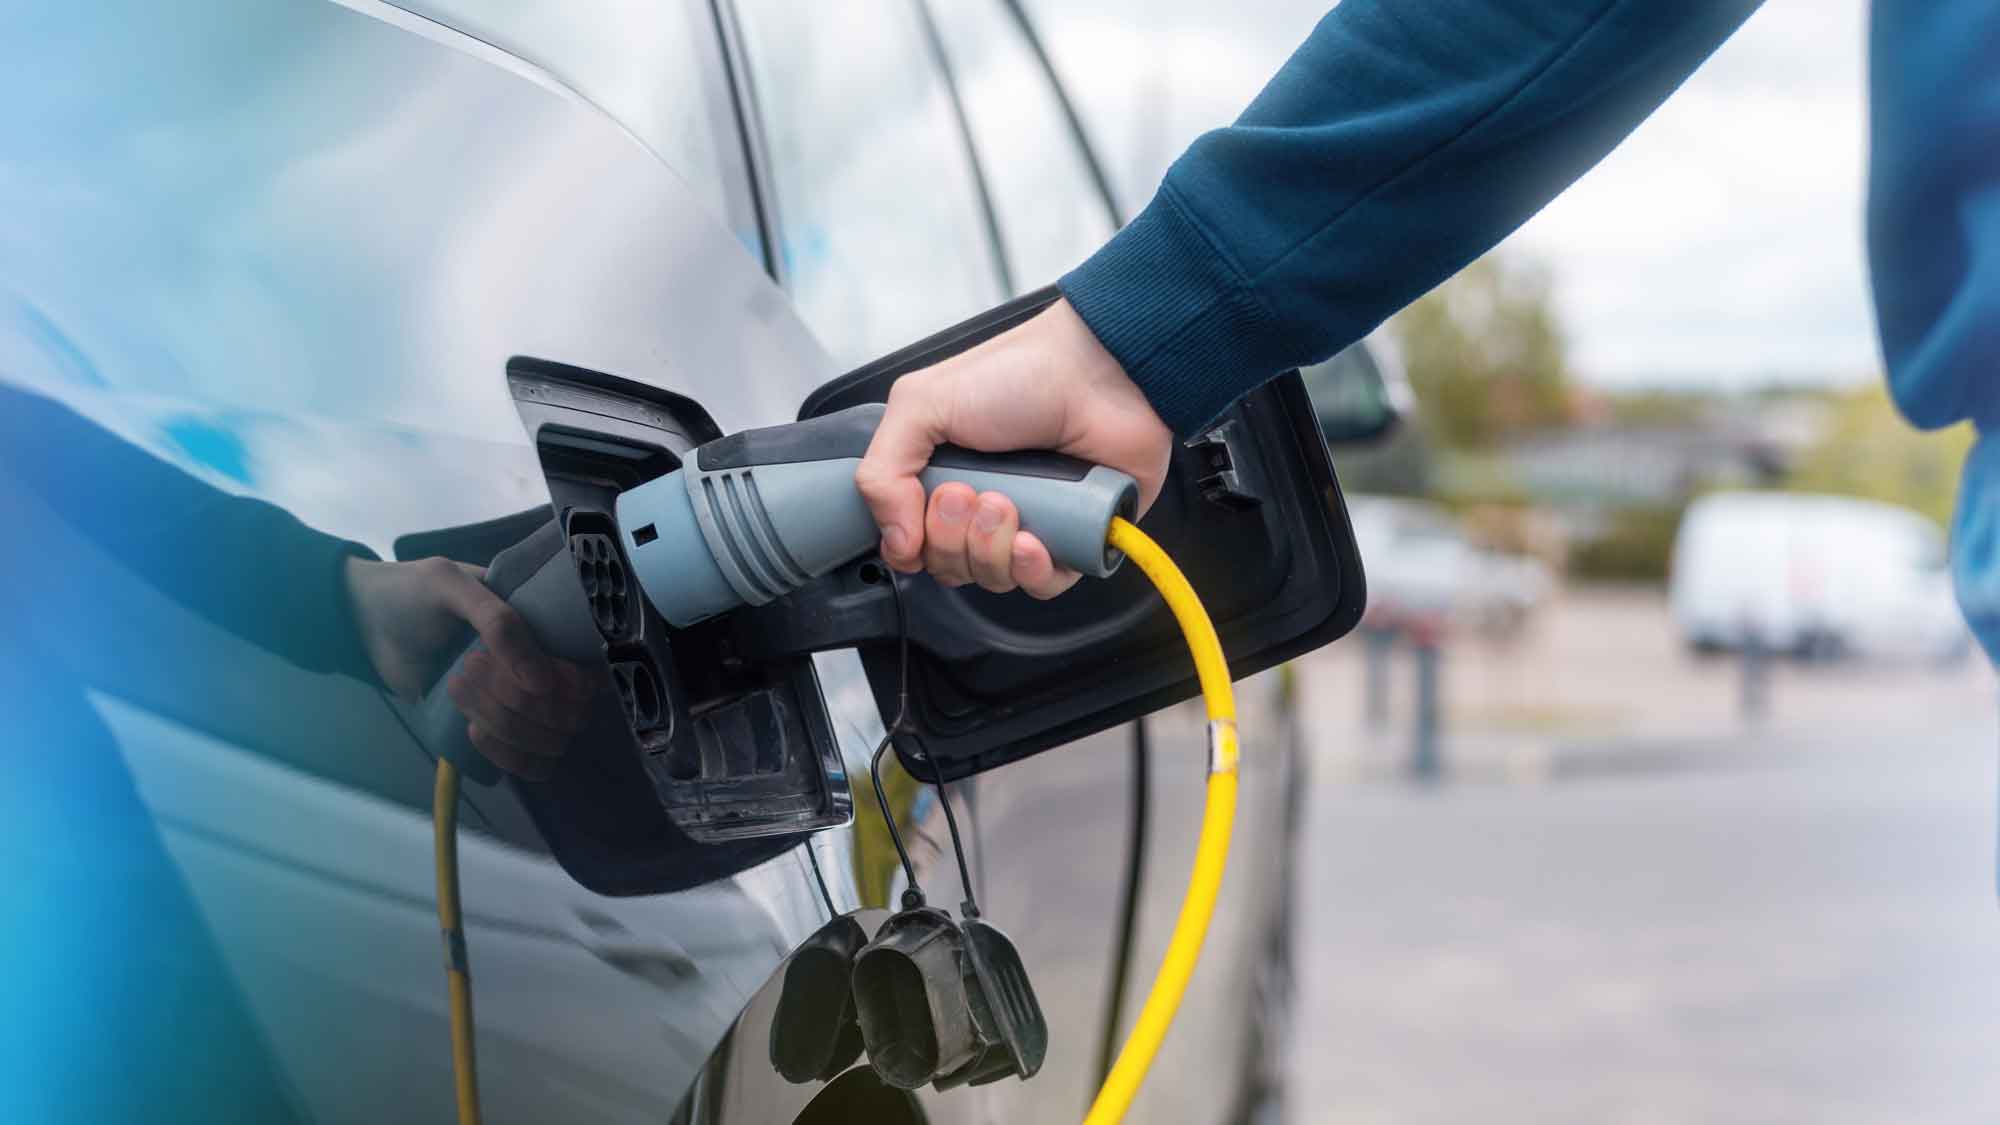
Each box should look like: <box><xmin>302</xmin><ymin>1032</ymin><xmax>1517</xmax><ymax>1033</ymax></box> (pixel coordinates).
<box><xmin>967</xmin><ymin>492</ymin><xmax>1021</xmax><ymax>593</ymax></box>
<box><xmin>557</xmin><ymin>659</ymin><xmax>603</xmax><ymax>707</ymax></box>
<box><xmin>430</xmin><ymin>563</ymin><xmax>555</xmax><ymax>695</ymax></box>
<box><xmin>461</xmin><ymin>649</ymin><xmax>574</xmax><ymax>733</ymax></box>
<box><xmin>1011</xmin><ymin>531</ymin><xmax>1082</xmax><ymax>600</ymax></box>
<box><xmin>923</xmin><ymin>482</ymin><xmax>977</xmax><ymax>586</ymax></box>
<box><xmin>856</xmin><ymin>377</ymin><xmax>949</xmax><ymax>572</ymax></box>
<box><xmin>465</xmin><ymin>722</ymin><xmax>556</xmax><ymax>781</ymax></box>
<box><xmin>449</xmin><ymin>664</ymin><xmax>571</xmax><ymax>757</ymax></box>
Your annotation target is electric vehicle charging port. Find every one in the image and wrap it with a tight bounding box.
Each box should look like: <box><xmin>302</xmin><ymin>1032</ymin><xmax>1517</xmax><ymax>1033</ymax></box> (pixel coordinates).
<box><xmin>512</xmin><ymin>359</ymin><xmax>851</xmax><ymax>846</ymax></box>
<box><xmin>570</xmin><ymin>529</ymin><xmax>639</xmax><ymax>643</ymax></box>
<box><xmin>610</xmin><ymin>658</ymin><xmax>666</xmax><ymax>736</ymax></box>
<box><xmin>563</xmin><ymin>509</ymin><xmax>677</xmax><ymax>752</ymax></box>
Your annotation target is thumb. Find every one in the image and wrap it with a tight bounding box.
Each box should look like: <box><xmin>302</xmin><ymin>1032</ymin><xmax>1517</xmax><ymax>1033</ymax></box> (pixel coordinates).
<box><xmin>855</xmin><ymin>380</ymin><xmax>946</xmax><ymax>572</ymax></box>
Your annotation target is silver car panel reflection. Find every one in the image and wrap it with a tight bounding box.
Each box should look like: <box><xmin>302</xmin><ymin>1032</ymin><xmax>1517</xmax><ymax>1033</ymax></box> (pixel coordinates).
<box><xmin>0</xmin><ymin>1</ymin><xmax>1294</xmax><ymax>1121</ymax></box>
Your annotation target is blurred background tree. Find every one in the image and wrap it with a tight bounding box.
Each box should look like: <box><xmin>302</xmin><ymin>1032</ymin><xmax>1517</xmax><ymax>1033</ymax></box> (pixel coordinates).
<box><xmin>1784</xmin><ymin>383</ymin><xmax>1972</xmax><ymax>527</ymax></box>
<box><xmin>1391</xmin><ymin>254</ymin><xmax>1573</xmax><ymax>449</ymax></box>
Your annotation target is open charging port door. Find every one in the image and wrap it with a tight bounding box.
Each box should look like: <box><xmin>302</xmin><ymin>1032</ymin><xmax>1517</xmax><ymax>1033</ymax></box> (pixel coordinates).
<box><xmin>796</xmin><ymin>286</ymin><xmax>1368</xmax><ymax>782</ymax></box>
<box><xmin>391</xmin><ymin>359</ymin><xmax>854</xmax><ymax>896</ymax></box>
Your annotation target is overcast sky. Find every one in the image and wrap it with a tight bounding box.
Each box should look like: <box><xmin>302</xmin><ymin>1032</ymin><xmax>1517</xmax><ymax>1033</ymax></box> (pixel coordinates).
<box><xmin>1032</xmin><ymin>0</ymin><xmax>1877</xmax><ymax>391</ymax></box>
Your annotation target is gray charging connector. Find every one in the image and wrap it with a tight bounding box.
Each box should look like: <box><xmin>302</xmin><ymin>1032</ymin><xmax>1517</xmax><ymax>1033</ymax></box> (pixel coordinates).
<box><xmin>614</xmin><ymin>403</ymin><xmax>1139</xmax><ymax>627</ymax></box>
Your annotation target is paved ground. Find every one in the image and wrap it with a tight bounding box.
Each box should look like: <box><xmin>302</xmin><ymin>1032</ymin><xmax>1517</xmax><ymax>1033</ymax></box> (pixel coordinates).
<box><xmin>1284</xmin><ymin>589</ymin><xmax>2000</xmax><ymax>1123</ymax></box>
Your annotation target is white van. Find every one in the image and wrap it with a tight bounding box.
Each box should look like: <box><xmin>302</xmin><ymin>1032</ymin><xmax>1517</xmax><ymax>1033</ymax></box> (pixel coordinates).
<box><xmin>1669</xmin><ymin>492</ymin><xmax>1968</xmax><ymax>662</ymax></box>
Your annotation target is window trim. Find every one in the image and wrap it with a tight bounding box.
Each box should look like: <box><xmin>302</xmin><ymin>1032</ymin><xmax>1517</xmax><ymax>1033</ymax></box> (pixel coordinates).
<box><xmin>995</xmin><ymin>0</ymin><xmax>1124</xmax><ymax>229</ymax></box>
<box><xmin>707</xmin><ymin>0</ymin><xmax>787</xmax><ymax>282</ymax></box>
<box><xmin>908</xmin><ymin>0</ymin><xmax>1016</xmax><ymax>297</ymax></box>
<box><xmin>713</xmin><ymin>0</ymin><xmax>1017</xmax><ymax>303</ymax></box>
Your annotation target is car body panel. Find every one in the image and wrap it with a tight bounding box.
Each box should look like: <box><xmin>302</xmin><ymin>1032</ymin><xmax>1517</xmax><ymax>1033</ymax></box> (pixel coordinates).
<box><xmin>1</xmin><ymin>0</ymin><xmax>1298</xmax><ymax>1120</ymax></box>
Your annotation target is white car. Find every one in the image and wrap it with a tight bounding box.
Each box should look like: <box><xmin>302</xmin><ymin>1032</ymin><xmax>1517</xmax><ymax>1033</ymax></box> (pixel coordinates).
<box><xmin>1347</xmin><ymin>496</ymin><xmax>1552</xmax><ymax>635</ymax></box>
<box><xmin>1669</xmin><ymin>491</ymin><xmax>1969</xmax><ymax>662</ymax></box>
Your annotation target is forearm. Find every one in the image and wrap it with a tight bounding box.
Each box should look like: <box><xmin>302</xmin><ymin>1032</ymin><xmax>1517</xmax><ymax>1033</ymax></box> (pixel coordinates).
<box><xmin>0</xmin><ymin>384</ymin><xmax>381</xmax><ymax>683</ymax></box>
<box><xmin>1062</xmin><ymin>0</ymin><xmax>1762</xmax><ymax>437</ymax></box>
<box><xmin>1867</xmin><ymin>0</ymin><xmax>2000</xmax><ymax>432</ymax></box>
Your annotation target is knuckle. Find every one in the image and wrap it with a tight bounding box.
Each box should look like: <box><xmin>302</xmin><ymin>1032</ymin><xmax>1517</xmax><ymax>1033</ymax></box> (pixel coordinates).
<box><xmin>468</xmin><ymin>726</ymin><xmax>511</xmax><ymax>761</ymax></box>
<box><xmin>974</xmin><ymin>573</ymin><xmax>1015</xmax><ymax>594</ymax></box>
<box><xmin>483</xmin><ymin>611</ymin><xmax>533</xmax><ymax>654</ymax></box>
<box><xmin>488</xmin><ymin>676</ymin><xmax>529</xmax><ymax>712</ymax></box>
<box><xmin>472</xmin><ymin>603</ymin><xmax>510</xmax><ymax>635</ymax></box>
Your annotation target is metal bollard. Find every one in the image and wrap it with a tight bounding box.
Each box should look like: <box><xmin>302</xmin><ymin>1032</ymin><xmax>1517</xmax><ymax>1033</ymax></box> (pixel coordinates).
<box><xmin>1739</xmin><ymin>627</ymin><xmax>1769</xmax><ymax>724</ymax></box>
<box><xmin>1410</xmin><ymin>617</ymin><xmax>1443</xmax><ymax>783</ymax></box>
<box><xmin>1363</xmin><ymin>623</ymin><xmax>1396</xmax><ymax>730</ymax></box>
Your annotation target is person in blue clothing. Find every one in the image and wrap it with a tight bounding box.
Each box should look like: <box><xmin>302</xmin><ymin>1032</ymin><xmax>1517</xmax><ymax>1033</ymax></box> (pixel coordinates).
<box><xmin>856</xmin><ymin>0</ymin><xmax>2000</xmax><ymax>666</ymax></box>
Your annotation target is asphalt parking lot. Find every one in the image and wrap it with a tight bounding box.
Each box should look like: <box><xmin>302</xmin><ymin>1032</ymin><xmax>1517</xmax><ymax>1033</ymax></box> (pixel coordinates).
<box><xmin>1285</xmin><ymin>589</ymin><xmax>2000</xmax><ymax>1123</ymax></box>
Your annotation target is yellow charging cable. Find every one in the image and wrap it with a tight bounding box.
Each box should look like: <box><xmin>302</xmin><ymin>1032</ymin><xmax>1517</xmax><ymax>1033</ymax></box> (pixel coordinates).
<box><xmin>430</xmin><ymin>515</ymin><xmax>1232</xmax><ymax>1125</ymax></box>
<box><xmin>433</xmin><ymin>759</ymin><xmax>484</xmax><ymax>1125</ymax></box>
<box><xmin>1086</xmin><ymin>516</ymin><xmax>1239</xmax><ymax>1125</ymax></box>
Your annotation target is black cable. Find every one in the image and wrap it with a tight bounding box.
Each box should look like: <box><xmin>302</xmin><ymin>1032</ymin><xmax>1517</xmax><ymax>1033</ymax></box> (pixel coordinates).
<box><xmin>921</xmin><ymin>747</ymin><xmax>980</xmax><ymax>919</ymax></box>
<box><xmin>869</xmin><ymin>742</ymin><xmax>919</xmax><ymax>909</ymax></box>
<box><xmin>866</xmin><ymin>565</ymin><xmax>923</xmax><ymax>908</ymax></box>
<box><xmin>880</xmin><ymin>569</ymin><xmax>984</xmax><ymax>919</ymax></box>
<box><xmin>803</xmin><ymin>841</ymin><xmax>838</xmax><ymax>919</ymax></box>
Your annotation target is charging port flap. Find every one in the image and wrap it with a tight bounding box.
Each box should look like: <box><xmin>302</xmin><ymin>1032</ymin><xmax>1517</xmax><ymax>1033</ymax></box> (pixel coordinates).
<box><xmin>471</xmin><ymin>358</ymin><xmax>854</xmax><ymax>893</ymax></box>
<box><xmin>798</xmin><ymin>287</ymin><xmax>1367</xmax><ymax>782</ymax></box>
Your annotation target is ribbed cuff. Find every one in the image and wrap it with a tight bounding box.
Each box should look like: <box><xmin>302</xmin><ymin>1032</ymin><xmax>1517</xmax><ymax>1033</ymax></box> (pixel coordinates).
<box><xmin>1059</xmin><ymin>186</ymin><xmax>1284</xmax><ymax>438</ymax></box>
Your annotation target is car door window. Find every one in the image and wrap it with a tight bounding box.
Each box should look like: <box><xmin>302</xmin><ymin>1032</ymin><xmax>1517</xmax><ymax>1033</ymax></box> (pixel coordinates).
<box><xmin>923</xmin><ymin>0</ymin><xmax>1115</xmax><ymax>291</ymax></box>
<box><xmin>730</xmin><ymin>0</ymin><xmax>1008</xmax><ymax>364</ymax></box>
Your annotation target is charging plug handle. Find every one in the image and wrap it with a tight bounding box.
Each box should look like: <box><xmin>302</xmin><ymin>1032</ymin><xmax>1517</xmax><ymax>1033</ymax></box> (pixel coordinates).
<box><xmin>617</xmin><ymin>403</ymin><xmax>1140</xmax><ymax>627</ymax></box>
<box><xmin>413</xmin><ymin>520</ymin><xmax>580</xmax><ymax>786</ymax></box>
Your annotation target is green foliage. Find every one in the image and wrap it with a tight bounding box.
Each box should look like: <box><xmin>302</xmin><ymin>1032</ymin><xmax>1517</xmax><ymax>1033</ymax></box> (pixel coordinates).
<box><xmin>1569</xmin><ymin>505</ymin><xmax>1685</xmax><ymax>582</ymax></box>
<box><xmin>1783</xmin><ymin>383</ymin><xmax>1972</xmax><ymax>527</ymax></box>
<box><xmin>1604</xmin><ymin>389</ymin><xmax>1711</xmax><ymax>427</ymax></box>
<box><xmin>1390</xmin><ymin>255</ymin><xmax>1572</xmax><ymax>449</ymax></box>
<box><xmin>1326</xmin><ymin>420</ymin><xmax>1435</xmax><ymax>496</ymax></box>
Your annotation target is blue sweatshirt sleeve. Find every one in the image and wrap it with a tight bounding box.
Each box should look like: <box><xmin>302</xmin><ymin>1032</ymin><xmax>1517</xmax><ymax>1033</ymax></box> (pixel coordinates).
<box><xmin>1060</xmin><ymin>0</ymin><xmax>1761</xmax><ymax>437</ymax></box>
<box><xmin>1868</xmin><ymin>0</ymin><xmax>2000</xmax><ymax>664</ymax></box>
<box><xmin>1868</xmin><ymin>0</ymin><xmax>2000</xmax><ymax>433</ymax></box>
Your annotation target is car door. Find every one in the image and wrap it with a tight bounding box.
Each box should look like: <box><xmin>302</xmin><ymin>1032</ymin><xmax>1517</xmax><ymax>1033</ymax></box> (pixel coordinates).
<box><xmin>703</xmin><ymin>4</ymin><xmax>1356</xmax><ymax>1121</ymax></box>
<box><xmin>806</xmin><ymin>6</ymin><xmax>1307</xmax><ymax>1121</ymax></box>
<box><xmin>911</xmin><ymin>4</ymin><xmax>1164</xmax><ymax>1120</ymax></box>
<box><xmin>0</xmin><ymin>2</ymin><xmax>852</xmax><ymax>1121</ymax></box>
<box><xmin>6</xmin><ymin>3</ymin><xmax>1365</xmax><ymax>1123</ymax></box>
<box><xmin>720</xmin><ymin>2</ymin><xmax>1147</xmax><ymax>1119</ymax></box>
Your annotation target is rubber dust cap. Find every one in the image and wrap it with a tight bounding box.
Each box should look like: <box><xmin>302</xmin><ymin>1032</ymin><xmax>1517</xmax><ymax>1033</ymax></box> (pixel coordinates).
<box><xmin>850</xmin><ymin>907</ymin><xmax>978</xmax><ymax>1089</ymax></box>
<box><xmin>946</xmin><ymin>917</ymin><xmax>1048</xmax><ymax>1088</ymax></box>
<box><xmin>770</xmin><ymin>915</ymin><xmax>871</xmax><ymax>1084</ymax></box>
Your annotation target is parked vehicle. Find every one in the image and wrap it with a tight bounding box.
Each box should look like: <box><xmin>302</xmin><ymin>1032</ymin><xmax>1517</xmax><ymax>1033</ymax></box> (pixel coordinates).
<box><xmin>1346</xmin><ymin>496</ymin><xmax>1553</xmax><ymax>636</ymax></box>
<box><xmin>1669</xmin><ymin>491</ymin><xmax>1968</xmax><ymax>662</ymax></box>
<box><xmin>1299</xmin><ymin>334</ymin><xmax>1411</xmax><ymax>445</ymax></box>
<box><xmin>0</xmin><ymin>3</ymin><xmax>1372</xmax><ymax>1123</ymax></box>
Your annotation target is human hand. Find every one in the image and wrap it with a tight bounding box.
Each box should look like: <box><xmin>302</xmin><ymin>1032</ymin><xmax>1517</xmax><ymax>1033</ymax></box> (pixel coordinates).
<box><xmin>855</xmin><ymin>298</ymin><xmax>1172</xmax><ymax>598</ymax></box>
<box><xmin>345</xmin><ymin>556</ymin><xmax>598</xmax><ymax>780</ymax></box>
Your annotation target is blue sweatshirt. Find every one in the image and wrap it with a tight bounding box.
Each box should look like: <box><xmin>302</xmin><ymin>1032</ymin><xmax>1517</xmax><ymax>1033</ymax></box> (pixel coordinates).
<box><xmin>1060</xmin><ymin>0</ymin><xmax>2000</xmax><ymax>659</ymax></box>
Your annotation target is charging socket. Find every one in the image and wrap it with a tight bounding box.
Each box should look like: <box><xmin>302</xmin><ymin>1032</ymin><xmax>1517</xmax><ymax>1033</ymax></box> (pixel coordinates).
<box><xmin>512</xmin><ymin>360</ymin><xmax>851</xmax><ymax>846</ymax></box>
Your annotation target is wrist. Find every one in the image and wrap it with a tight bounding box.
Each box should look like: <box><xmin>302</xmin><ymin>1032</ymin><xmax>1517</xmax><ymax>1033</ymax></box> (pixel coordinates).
<box><xmin>1038</xmin><ymin>297</ymin><xmax>1130</xmax><ymax>390</ymax></box>
<box><xmin>1059</xmin><ymin>190</ymin><xmax>1271</xmax><ymax>438</ymax></box>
